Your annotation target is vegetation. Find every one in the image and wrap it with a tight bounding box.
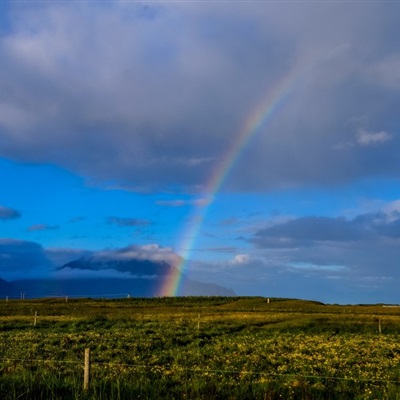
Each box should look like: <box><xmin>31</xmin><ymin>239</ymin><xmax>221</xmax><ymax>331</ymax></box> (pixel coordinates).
<box><xmin>1</xmin><ymin>297</ymin><xmax>400</xmax><ymax>399</ymax></box>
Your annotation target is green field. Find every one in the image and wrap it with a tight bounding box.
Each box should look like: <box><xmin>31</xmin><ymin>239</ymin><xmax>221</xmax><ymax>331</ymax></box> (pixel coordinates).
<box><xmin>1</xmin><ymin>297</ymin><xmax>400</xmax><ymax>399</ymax></box>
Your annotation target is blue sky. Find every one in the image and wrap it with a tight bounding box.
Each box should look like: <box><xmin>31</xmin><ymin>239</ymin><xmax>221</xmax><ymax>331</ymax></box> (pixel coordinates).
<box><xmin>1</xmin><ymin>0</ymin><xmax>400</xmax><ymax>303</ymax></box>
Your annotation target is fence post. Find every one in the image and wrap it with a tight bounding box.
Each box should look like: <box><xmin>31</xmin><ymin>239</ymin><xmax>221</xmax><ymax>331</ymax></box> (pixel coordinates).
<box><xmin>34</xmin><ymin>311</ymin><xmax>37</xmax><ymax>326</ymax></box>
<box><xmin>84</xmin><ymin>348</ymin><xmax>90</xmax><ymax>391</ymax></box>
<box><xmin>378</xmin><ymin>318</ymin><xmax>382</xmax><ymax>334</ymax></box>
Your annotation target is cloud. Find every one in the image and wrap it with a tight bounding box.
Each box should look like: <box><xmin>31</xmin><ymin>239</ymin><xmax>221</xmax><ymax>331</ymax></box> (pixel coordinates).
<box><xmin>56</xmin><ymin>266</ymin><xmax>142</xmax><ymax>280</ymax></box>
<box><xmin>197</xmin><ymin>246</ymin><xmax>237</xmax><ymax>254</ymax></box>
<box><xmin>334</xmin><ymin>128</ymin><xmax>393</xmax><ymax>150</ymax></box>
<box><xmin>45</xmin><ymin>247</ymin><xmax>88</xmax><ymax>268</ymax></box>
<box><xmin>68</xmin><ymin>216</ymin><xmax>85</xmax><ymax>223</ymax></box>
<box><xmin>156</xmin><ymin>198</ymin><xmax>211</xmax><ymax>207</ymax></box>
<box><xmin>0</xmin><ymin>205</ymin><xmax>21</xmax><ymax>220</ymax></box>
<box><xmin>0</xmin><ymin>239</ymin><xmax>182</xmax><ymax>281</ymax></box>
<box><xmin>0</xmin><ymin>2</ymin><xmax>399</xmax><ymax>192</ymax></box>
<box><xmin>107</xmin><ymin>216</ymin><xmax>151</xmax><ymax>227</ymax></box>
<box><xmin>234</xmin><ymin>206</ymin><xmax>400</xmax><ymax>302</ymax></box>
<box><xmin>253</xmin><ymin>211</ymin><xmax>400</xmax><ymax>248</ymax></box>
<box><xmin>0</xmin><ymin>238</ymin><xmax>52</xmax><ymax>279</ymax></box>
<box><xmin>368</xmin><ymin>56</ymin><xmax>400</xmax><ymax>89</ymax></box>
<box><xmin>156</xmin><ymin>200</ymin><xmax>187</xmax><ymax>207</ymax></box>
<box><xmin>287</xmin><ymin>262</ymin><xmax>346</xmax><ymax>272</ymax></box>
<box><xmin>383</xmin><ymin>200</ymin><xmax>400</xmax><ymax>215</ymax></box>
<box><xmin>27</xmin><ymin>224</ymin><xmax>59</xmax><ymax>232</ymax></box>
<box><xmin>57</xmin><ymin>244</ymin><xmax>183</xmax><ymax>279</ymax></box>
<box><xmin>91</xmin><ymin>244</ymin><xmax>181</xmax><ymax>266</ymax></box>
<box><xmin>230</xmin><ymin>254</ymin><xmax>251</xmax><ymax>265</ymax></box>
<box><xmin>254</xmin><ymin>216</ymin><xmax>355</xmax><ymax>248</ymax></box>
<box><xmin>187</xmin><ymin>228</ymin><xmax>400</xmax><ymax>303</ymax></box>
<box><xmin>218</xmin><ymin>218</ymin><xmax>238</xmax><ymax>227</ymax></box>
<box><xmin>357</xmin><ymin>129</ymin><xmax>393</xmax><ymax>146</ymax></box>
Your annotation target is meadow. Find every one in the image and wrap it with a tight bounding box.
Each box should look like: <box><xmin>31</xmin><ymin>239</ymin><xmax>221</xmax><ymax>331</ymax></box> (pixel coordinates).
<box><xmin>1</xmin><ymin>296</ymin><xmax>400</xmax><ymax>399</ymax></box>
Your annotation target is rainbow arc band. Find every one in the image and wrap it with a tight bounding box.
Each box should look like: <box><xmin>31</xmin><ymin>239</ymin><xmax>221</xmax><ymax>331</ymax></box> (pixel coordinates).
<box><xmin>159</xmin><ymin>55</ymin><xmax>318</xmax><ymax>297</ymax></box>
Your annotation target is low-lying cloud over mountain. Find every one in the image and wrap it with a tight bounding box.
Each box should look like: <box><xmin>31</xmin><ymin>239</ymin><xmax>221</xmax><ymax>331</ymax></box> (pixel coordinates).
<box><xmin>0</xmin><ymin>240</ymin><xmax>235</xmax><ymax>298</ymax></box>
<box><xmin>60</xmin><ymin>244</ymin><xmax>179</xmax><ymax>279</ymax></box>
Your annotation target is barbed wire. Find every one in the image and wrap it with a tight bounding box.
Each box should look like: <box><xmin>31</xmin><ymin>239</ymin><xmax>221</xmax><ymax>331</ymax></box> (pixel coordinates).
<box><xmin>1</xmin><ymin>356</ymin><xmax>400</xmax><ymax>384</ymax></box>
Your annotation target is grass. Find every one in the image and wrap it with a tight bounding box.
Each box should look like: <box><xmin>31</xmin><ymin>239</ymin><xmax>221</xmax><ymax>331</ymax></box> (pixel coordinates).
<box><xmin>1</xmin><ymin>297</ymin><xmax>400</xmax><ymax>399</ymax></box>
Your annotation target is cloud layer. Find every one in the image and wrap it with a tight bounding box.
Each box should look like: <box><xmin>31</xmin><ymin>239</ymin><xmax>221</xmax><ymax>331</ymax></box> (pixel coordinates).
<box><xmin>107</xmin><ymin>216</ymin><xmax>151</xmax><ymax>227</ymax></box>
<box><xmin>0</xmin><ymin>205</ymin><xmax>21</xmax><ymax>220</ymax></box>
<box><xmin>0</xmin><ymin>2</ymin><xmax>399</xmax><ymax>192</ymax></box>
<box><xmin>0</xmin><ymin>239</ymin><xmax>51</xmax><ymax>279</ymax></box>
<box><xmin>0</xmin><ymin>239</ymin><xmax>181</xmax><ymax>281</ymax></box>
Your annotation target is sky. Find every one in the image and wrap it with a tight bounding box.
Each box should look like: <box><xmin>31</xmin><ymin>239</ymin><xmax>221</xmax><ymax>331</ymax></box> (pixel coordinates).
<box><xmin>1</xmin><ymin>0</ymin><xmax>400</xmax><ymax>304</ymax></box>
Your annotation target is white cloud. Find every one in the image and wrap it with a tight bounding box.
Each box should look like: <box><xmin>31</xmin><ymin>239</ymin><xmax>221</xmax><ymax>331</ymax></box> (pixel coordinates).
<box><xmin>357</xmin><ymin>129</ymin><xmax>392</xmax><ymax>146</ymax></box>
<box><xmin>383</xmin><ymin>200</ymin><xmax>400</xmax><ymax>214</ymax></box>
<box><xmin>368</xmin><ymin>56</ymin><xmax>400</xmax><ymax>89</ymax></box>
<box><xmin>94</xmin><ymin>244</ymin><xmax>182</xmax><ymax>266</ymax></box>
<box><xmin>230</xmin><ymin>254</ymin><xmax>251</xmax><ymax>265</ymax></box>
<box><xmin>287</xmin><ymin>262</ymin><xmax>346</xmax><ymax>272</ymax></box>
<box><xmin>156</xmin><ymin>197</ymin><xmax>211</xmax><ymax>207</ymax></box>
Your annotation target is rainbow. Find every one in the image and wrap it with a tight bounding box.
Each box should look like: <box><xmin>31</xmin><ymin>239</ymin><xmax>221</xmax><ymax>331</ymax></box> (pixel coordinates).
<box><xmin>159</xmin><ymin>58</ymin><xmax>312</xmax><ymax>296</ymax></box>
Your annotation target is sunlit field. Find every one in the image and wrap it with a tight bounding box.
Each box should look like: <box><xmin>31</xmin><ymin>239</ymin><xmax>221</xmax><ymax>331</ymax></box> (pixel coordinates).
<box><xmin>1</xmin><ymin>297</ymin><xmax>400</xmax><ymax>399</ymax></box>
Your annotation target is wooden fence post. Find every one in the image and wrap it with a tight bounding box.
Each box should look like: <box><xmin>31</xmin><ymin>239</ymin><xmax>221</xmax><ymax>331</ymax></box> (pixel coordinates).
<box><xmin>33</xmin><ymin>311</ymin><xmax>37</xmax><ymax>326</ymax></box>
<box><xmin>84</xmin><ymin>348</ymin><xmax>90</xmax><ymax>391</ymax></box>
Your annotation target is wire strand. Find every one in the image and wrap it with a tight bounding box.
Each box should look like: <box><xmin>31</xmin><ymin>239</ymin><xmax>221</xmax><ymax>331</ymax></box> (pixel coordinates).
<box><xmin>1</xmin><ymin>357</ymin><xmax>400</xmax><ymax>384</ymax></box>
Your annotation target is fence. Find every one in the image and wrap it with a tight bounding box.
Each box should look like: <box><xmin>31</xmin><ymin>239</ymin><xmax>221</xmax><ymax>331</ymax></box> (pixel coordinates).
<box><xmin>2</xmin><ymin>350</ymin><xmax>400</xmax><ymax>388</ymax></box>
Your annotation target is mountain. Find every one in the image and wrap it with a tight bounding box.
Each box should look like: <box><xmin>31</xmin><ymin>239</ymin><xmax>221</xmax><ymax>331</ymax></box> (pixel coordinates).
<box><xmin>9</xmin><ymin>256</ymin><xmax>236</xmax><ymax>298</ymax></box>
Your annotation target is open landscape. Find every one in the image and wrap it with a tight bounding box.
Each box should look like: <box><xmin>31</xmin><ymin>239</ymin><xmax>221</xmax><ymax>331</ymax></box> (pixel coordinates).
<box><xmin>1</xmin><ymin>296</ymin><xmax>400</xmax><ymax>399</ymax></box>
<box><xmin>2</xmin><ymin>3</ymin><xmax>400</xmax><ymax>398</ymax></box>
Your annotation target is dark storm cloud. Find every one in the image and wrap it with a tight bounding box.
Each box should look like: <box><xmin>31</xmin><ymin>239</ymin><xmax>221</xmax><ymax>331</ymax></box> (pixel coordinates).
<box><xmin>254</xmin><ymin>212</ymin><xmax>400</xmax><ymax>248</ymax></box>
<box><xmin>188</xmin><ymin>225</ymin><xmax>400</xmax><ymax>303</ymax></box>
<box><xmin>0</xmin><ymin>2</ymin><xmax>399</xmax><ymax>192</ymax></box>
<box><xmin>231</xmin><ymin>209</ymin><xmax>400</xmax><ymax>302</ymax></box>
<box><xmin>107</xmin><ymin>216</ymin><xmax>151</xmax><ymax>227</ymax></box>
<box><xmin>0</xmin><ymin>205</ymin><xmax>21</xmax><ymax>220</ymax></box>
<box><xmin>0</xmin><ymin>239</ymin><xmax>52</xmax><ymax>279</ymax></box>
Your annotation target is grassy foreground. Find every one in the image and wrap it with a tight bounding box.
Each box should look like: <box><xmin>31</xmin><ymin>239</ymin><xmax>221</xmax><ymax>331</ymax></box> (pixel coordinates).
<box><xmin>1</xmin><ymin>296</ymin><xmax>400</xmax><ymax>399</ymax></box>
